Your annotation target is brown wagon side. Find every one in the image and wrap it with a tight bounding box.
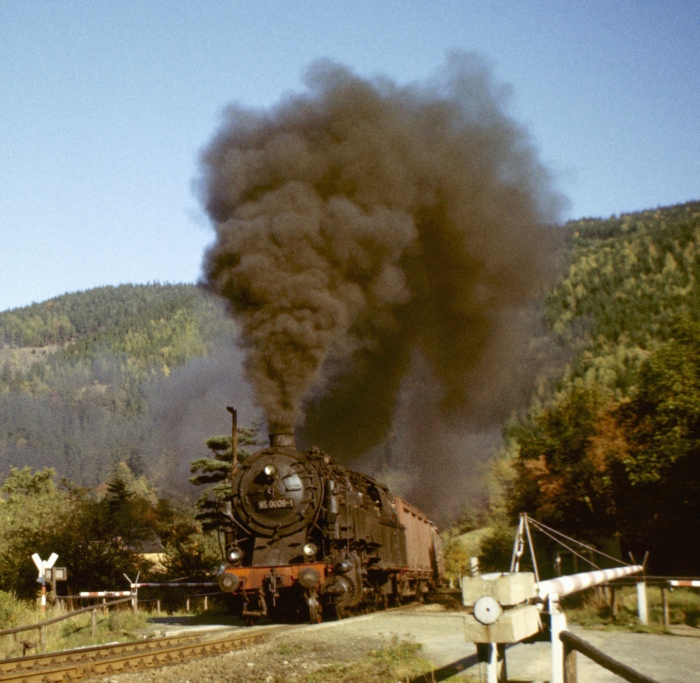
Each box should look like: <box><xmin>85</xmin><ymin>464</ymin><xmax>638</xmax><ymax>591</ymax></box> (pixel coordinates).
<box><xmin>394</xmin><ymin>496</ymin><xmax>445</xmax><ymax>580</ymax></box>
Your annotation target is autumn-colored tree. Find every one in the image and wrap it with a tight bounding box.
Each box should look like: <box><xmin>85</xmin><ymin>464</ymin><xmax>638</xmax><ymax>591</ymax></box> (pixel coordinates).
<box><xmin>508</xmin><ymin>320</ymin><xmax>700</xmax><ymax>573</ymax></box>
<box><xmin>509</xmin><ymin>381</ymin><xmax>627</xmax><ymax>544</ymax></box>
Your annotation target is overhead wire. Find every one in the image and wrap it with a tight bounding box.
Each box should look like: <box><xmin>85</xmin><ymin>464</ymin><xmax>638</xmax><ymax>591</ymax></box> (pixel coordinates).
<box><xmin>525</xmin><ymin>515</ymin><xmax>632</xmax><ymax>568</ymax></box>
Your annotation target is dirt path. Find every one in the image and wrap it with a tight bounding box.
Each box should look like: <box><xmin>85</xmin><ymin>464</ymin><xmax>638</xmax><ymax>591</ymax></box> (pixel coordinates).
<box><xmin>328</xmin><ymin>611</ymin><xmax>700</xmax><ymax>683</ymax></box>
<box><xmin>88</xmin><ymin>605</ymin><xmax>699</xmax><ymax>682</ymax></box>
<box><xmin>300</xmin><ymin>606</ymin><xmax>699</xmax><ymax>682</ymax></box>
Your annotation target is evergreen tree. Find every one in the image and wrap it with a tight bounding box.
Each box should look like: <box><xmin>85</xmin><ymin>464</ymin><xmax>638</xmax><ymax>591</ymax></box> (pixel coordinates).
<box><xmin>189</xmin><ymin>423</ymin><xmax>262</xmax><ymax>534</ymax></box>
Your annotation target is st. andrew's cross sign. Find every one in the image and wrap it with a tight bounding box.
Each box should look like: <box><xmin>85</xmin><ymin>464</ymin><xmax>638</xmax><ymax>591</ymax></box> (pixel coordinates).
<box><xmin>32</xmin><ymin>552</ymin><xmax>58</xmax><ymax>611</ymax></box>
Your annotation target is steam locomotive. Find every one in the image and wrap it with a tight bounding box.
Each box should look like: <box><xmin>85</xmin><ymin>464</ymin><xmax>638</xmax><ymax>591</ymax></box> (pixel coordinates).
<box><xmin>217</xmin><ymin>430</ymin><xmax>444</xmax><ymax>623</ymax></box>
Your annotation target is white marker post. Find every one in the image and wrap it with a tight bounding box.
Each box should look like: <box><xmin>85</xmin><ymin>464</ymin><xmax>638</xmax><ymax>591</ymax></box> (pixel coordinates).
<box><xmin>32</xmin><ymin>552</ymin><xmax>58</xmax><ymax>614</ymax></box>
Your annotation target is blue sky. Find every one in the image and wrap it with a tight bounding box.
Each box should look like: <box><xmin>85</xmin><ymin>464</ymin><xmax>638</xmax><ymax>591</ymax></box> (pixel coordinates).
<box><xmin>1</xmin><ymin>1</ymin><xmax>698</xmax><ymax>312</ymax></box>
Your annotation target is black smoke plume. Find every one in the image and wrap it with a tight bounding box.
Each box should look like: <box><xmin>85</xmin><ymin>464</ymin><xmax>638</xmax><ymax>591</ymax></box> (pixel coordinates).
<box><xmin>199</xmin><ymin>53</ymin><xmax>563</xmax><ymax>519</ymax></box>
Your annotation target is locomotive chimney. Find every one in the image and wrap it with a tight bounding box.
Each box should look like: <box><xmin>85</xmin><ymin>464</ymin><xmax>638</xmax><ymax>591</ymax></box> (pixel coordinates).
<box><xmin>270</xmin><ymin>431</ymin><xmax>296</xmax><ymax>449</ymax></box>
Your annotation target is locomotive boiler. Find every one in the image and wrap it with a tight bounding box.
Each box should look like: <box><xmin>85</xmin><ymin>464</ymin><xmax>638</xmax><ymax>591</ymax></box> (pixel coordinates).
<box><xmin>217</xmin><ymin>429</ymin><xmax>444</xmax><ymax>623</ymax></box>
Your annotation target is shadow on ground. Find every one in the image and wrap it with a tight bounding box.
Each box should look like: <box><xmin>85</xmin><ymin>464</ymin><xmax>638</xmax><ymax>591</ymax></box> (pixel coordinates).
<box><xmin>410</xmin><ymin>653</ymin><xmax>479</xmax><ymax>682</ymax></box>
<box><xmin>147</xmin><ymin>613</ymin><xmax>245</xmax><ymax>627</ymax></box>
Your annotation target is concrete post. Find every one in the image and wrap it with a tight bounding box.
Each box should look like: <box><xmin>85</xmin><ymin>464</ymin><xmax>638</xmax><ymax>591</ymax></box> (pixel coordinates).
<box><xmin>636</xmin><ymin>580</ymin><xmax>648</xmax><ymax>626</ymax></box>
<box><xmin>549</xmin><ymin>596</ymin><xmax>567</xmax><ymax>683</ymax></box>
<box><xmin>661</xmin><ymin>587</ymin><xmax>669</xmax><ymax>628</ymax></box>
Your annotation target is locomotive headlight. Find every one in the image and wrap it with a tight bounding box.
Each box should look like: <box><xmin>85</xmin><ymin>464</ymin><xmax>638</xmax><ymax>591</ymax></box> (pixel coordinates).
<box><xmin>303</xmin><ymin>542</ymin><xmax>318</xmax><ymax>558</ymax></box>
<box><xmin>263</xmin><ymin>464</ymin><xmax>277</xmax><ymax>478</ymax></box>
<box><xmin>228</xmin><ymin>547</ymin><xmax>243</xmax><ymax>562</ymax></box>
<box><xmin>298</xmin><ymin>567</ymin><xmax>320</xmax><ymax>588</ymax></box>
<box><xmin>218</xmin><ymin>571</ymin><xmax>240</xmax><ymax>593</ymax></box>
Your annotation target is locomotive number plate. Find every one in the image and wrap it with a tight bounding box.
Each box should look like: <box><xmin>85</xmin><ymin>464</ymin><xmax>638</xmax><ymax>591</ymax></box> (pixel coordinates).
<box><xmin>257</xmin><ymin>498</ymin><xmax>294</xmax><ymax>510</ymax></box>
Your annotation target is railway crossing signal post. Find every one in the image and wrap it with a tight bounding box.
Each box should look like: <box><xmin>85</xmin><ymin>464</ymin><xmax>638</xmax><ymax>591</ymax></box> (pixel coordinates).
<box><xmin>462</xmin><ymin>515</ymin><xmax>646</xmax><ymax>683</ymax></box>
<box><xmin>462</xmin><ymin>566</ymin><xmax>644</xmax><ymax>683</ymax></box>
<box><xmin>123</xmin><ymin>573</ymin><xmax>140</xmax><ymax>614</ymax></box>
<box><xmin>32</xmin><ymin>552</ymin><xmax>58</xmax><ymax>614</ymax></box>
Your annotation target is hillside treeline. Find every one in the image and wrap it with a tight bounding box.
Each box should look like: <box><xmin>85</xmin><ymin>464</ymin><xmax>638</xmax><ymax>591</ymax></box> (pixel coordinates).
<box><xmin>2</xmin><ymin>202</ymin><xmax>700</xmax><ymax>576</ymax></box>
<box><xmin>0</xmin><ymin>284</ymin><xmax>238</xmax><ymax>484</ymax></box>
<box><xmin>504</xmin><ymin>201</ymin><xmax>700</xmax><ymax>574</ymax></box>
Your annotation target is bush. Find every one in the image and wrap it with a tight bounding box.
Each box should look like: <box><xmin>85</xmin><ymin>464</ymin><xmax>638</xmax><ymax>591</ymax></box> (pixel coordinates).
<box><xmin>0</xmin><ymin>590</ymin><xmax>31</xmax><ymax>628</ymax></box>
<box><xmin>563</xmin><ymin>585</ymin><xmax>700</xmax><ymax>630</ymax></box>
<box><xmin>478</xmin><ymin>525</ymin><xmax>517</xmax><ymax>573</ymax></box>
<box><xmin>105</xmin><ymin>608</ymin><xmax>147</xmax><ymax>635</ymax></box>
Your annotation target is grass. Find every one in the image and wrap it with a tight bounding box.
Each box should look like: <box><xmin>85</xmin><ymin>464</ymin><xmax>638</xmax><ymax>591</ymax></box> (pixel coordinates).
<box><xmin>563</xmin><ymin>585</ymin><xmax>700</xmax><ymax>632</ymax></box>
<box><xmin>0</xmin><ymin>598</ymin><xmax>151</xmax><ymax>659</ymax></box>
<box><xmin>282</xmin><ymin>636</ymin><xmax>435</xmax><ymax>683</ymax></box>
<box><xmin>0</xmin><ymin>592</ymin><xmax>245</xmax><ymax>660</ymax></box>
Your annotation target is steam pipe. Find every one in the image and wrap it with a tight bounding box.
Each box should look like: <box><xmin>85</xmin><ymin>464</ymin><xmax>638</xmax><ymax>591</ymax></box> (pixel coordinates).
<box><xmin>536</xmin><ymin>564</ymin><xmax>643</xmax><ymax>600</ymax></box>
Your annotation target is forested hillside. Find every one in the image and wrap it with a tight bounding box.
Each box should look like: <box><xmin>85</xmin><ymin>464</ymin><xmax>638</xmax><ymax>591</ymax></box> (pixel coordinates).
<box><xmin>0</xmin><ymin>284</ymin><xmax>239</xmax><ymax>484</ymax></box>
<box><xmin>548</xmin><ymin>202</ymin><xmax>700</xmax><ymax>386</ymax></box>
<box><xmin>3</xmin><ymin>200</ymin><xmax>700</xmax><ymax>576</ymax></box>
<box><xmin>504</xmin><ymin>201</ymin><xmax>700</xmax><ymax>573</ymax></box>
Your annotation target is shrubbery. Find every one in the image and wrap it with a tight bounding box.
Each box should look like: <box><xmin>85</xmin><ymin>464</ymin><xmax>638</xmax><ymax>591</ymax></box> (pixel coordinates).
<box><xmin>0</xmin><ymin>465</ymin><xmax>222</xmax><ymax>600</ymax></box>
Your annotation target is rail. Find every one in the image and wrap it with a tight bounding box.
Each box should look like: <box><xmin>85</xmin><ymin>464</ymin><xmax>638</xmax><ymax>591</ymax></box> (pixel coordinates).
<box><xmin>559</xmin><ymin>630</ymin><xmax>661</xmax><ymax>683</ymax></box>
<box><xmin>0</xmin><ymin>597</ymin><xmax>132</xmax><ymax>653</ymax></box>
<box><xmin>0</xmin><ymin>626</ymin><xmax>279</xmax><ymax>682</ymax></box>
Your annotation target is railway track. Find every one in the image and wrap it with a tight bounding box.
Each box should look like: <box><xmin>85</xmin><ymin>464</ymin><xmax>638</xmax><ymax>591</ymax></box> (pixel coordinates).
<box><xmin>0</xmin><ymin>602</ymin><xmax>432</xmax><ymax>683</ymax></box>
<box><xmin>0</xmin><ymin>625</ymin><xmax>286</xmax><ymax>683</ymax></box>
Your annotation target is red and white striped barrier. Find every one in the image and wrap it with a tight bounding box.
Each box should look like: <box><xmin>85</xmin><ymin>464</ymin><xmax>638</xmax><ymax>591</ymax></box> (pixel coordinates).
<box><xmin>79</xmin><ymin>591</ymin><xmax>133</xmax><ymax>597</ymax></box>
<box><xmin>131</xmin><ymin>582</ymin><xmax>217</xmax><ymax>588</ymax></box>
<box><xmin>669</xmin><ymin>580</ymin><xmax>700</xmax><ymax>588</ymax></box>
<box><xmin>537</xmin><ymin>565</ymin><xmax>644</xmax><ymax>600</ymax></box>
